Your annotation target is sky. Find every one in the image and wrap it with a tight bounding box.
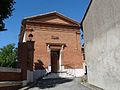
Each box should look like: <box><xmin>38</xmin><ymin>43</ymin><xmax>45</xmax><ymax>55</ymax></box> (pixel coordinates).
<box><xmin>0</xmin><ymin>0</ymin><xmax>90</xmax><ymax>48</ymax></box>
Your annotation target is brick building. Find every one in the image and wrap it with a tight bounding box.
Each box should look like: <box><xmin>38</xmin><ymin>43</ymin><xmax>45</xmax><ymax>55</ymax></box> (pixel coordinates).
<box><xmin>19</xmin><ymin>12</ymin><xmax>85</xmax><ymax>80</ymax></box>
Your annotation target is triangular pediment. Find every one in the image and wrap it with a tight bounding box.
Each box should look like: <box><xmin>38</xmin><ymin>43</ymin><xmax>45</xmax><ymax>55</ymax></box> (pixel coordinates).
<box><xmin>24</xmin><ymin>12</ymin><xmax>80</xmax><ymax>26</ymax></box>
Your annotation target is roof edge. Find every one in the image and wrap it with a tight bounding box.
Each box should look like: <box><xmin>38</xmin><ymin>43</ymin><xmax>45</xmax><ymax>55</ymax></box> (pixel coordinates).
<box><xmin>22</xmin><ymin>11</ymin><xmax>80</xmax><ymax>26</ymax></box>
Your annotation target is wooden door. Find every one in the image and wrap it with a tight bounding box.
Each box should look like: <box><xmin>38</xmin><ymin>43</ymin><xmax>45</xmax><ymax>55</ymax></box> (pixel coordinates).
<box><xmin>51</xmin><ymin>50</ymin><xmax>60</xmax><ymax>73</ymax></box>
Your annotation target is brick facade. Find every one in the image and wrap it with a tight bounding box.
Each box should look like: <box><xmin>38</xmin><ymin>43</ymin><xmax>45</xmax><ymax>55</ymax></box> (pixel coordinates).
<box><xmin>19</xmin><ymin>12</ymin><xmax>84</xmax><ymax>77</ymax></box>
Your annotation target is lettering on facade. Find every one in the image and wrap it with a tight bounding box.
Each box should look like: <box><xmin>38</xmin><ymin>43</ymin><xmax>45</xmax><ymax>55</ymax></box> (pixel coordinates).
<box><xmin>51</xmin><ymin>35</ymin><xmax>59</xmax><ymax>40</ymax></box>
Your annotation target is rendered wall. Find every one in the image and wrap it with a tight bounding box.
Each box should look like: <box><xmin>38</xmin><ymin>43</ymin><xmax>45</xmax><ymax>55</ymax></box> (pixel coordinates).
<box><xmin>83</xmin><ymin>0</ymin><xmax>120</xmax><ymax>90</ymax></box>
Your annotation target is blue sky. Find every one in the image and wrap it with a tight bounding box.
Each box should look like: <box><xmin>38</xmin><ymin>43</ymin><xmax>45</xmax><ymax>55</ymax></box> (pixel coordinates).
<box><xmin>0</xmin><ymin>0</ymin><xmax>90</xmax><ymax>48</ymax></box>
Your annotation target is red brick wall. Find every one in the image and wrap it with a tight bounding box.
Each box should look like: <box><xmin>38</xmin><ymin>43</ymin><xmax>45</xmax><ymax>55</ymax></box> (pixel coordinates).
<box><xmin>18</xmin><ymin>41</ymin><xmax>34</xmax><ymax>79</ymax></box>
<box><xmin>18</xmin><ymin>42</ymin><xmax>28</xmax><ymax>80</ymax></box>
<box><xmin>25</xmin><ymin>23</ymin><xmax>83</xmax><ymax>69</ymax></box>
<box><xmin>0</xmin><ymin>72</ymin><xmax>21</xmax><ymax>81</ymax></box>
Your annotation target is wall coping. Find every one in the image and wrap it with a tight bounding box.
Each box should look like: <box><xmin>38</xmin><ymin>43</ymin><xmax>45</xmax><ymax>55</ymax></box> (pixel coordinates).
<box><xmin>0</xmin><ymin>67</ymin><xmax>21</xmax><ymax>72</ymax></box>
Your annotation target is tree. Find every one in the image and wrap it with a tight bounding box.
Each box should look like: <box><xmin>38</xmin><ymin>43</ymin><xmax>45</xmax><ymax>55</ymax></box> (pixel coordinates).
<box><xmin>0</xmin><ymin>44</ymin><xmax>17</xmax><ymax>68</ymax></box>
<box><xmin>0</xmin><ymin>0</ymin><xmax>15</xmax><ymax>31</ymax></box>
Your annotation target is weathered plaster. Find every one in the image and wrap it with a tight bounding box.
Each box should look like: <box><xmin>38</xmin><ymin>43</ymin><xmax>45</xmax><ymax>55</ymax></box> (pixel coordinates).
<box><xmin>83</xmin><ymin>0</ymin><xmax>120</xmax><ymax>90</ymax></box>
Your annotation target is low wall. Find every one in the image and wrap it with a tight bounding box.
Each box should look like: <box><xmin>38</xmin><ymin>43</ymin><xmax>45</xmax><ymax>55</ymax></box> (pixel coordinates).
<box><xmin>0</xmin><ymin>72</ymin><xmax>21</xmax><ymax>81</ymax></box>
<box><xmin>33</xmin><ymin>65</ymin><xmax>85</xmax><ymax>80</ymax></box>
<box><xmin>0</xmin><ymin>67</ymin><xmax>28</xmax><ymax>89</ymax></box>
<box><xmin>0</xmin><ymin>67</ymin><xmax>21</xmax><ymax>81</ymax></box>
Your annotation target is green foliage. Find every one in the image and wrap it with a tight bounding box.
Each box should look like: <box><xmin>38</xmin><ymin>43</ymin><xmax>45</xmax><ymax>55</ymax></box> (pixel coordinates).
<box><xmin>0</xmin><ymin>44</ymin><xmax>17</xmax><ymax>68</ymax></box>
<box><xmin>0</xmin><ymin>0</ymin><xmax>15</xmax><ymax>20</ymax></box>
<box><xmin>0</xmin><ymin>0</ymin><xmax>15</xmax><ymax>31</ymax></box>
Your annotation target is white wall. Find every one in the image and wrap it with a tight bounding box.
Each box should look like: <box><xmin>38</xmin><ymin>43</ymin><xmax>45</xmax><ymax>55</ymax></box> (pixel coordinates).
<box><xmin>33</xmin><ymin>65</ymin><xmax>85</xmax><ymax>80</ymax></box>
<box><xmin>33</xmin><ymin>70</ymin><xmax>48</xmax><ymax>80</ymax></box>
<box><xmin>83</xmin><ymin>0</ymin><xmax>120</xmax><ymax>90</ymax></box>
<box><xmin>27</xmin><ymin>70</ymin><xmax>33</xmax><ymax>82</ymax></box>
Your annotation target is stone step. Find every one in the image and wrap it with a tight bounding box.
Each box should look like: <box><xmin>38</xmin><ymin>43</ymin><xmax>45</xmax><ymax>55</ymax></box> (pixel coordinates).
<box><xmin>43</xmin><ymin>72</ymin><xmax>74</xmax><ymax>79</ymax></box>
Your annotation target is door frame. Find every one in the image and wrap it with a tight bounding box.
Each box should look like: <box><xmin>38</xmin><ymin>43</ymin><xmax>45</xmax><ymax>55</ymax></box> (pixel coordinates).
<box><xmin>46</xmin><ymin>43</ymin><xmax>66</xmax><ymax>72</ymax></box>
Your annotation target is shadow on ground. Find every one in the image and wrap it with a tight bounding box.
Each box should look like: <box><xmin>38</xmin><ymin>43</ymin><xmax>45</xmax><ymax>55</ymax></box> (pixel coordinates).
<box><xmin>24</xmin><ymin>78</ymin><xmax>73</xmax><ymax>90</ymax></box>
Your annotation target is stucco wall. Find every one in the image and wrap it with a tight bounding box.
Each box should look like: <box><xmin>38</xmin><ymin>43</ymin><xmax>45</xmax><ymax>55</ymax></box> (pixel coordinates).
<box><xmin>83</xmin><ymin>0</ymin><xmax>120</xmax><ymax>90</ymax></box>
